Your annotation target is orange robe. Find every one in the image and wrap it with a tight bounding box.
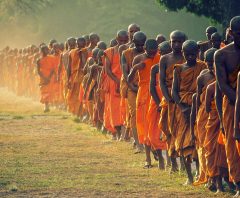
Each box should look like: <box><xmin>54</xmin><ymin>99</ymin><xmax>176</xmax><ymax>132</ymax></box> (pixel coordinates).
<box><xmin>158</xmin><ymin>60</ymin><xmax>184</xmax><ymax>157</ymax></box>
<box><xmin>136</xmin><ymin>54</ymin><xmax>160</xmax><ymax>145</ymax></box>
<box><xmin>174</xmin><ymin>61</ymin><xmax>207</xmax><ymax>157</ymax></box>
<box><xmin>67</xmin><ymin>48</ymin><xmax>85</xmax><ymax>115</ymax></box>
<box><xmin>101</xmin><ymin>58</ymin><xmax>116</xmax><ymax>133</ymax></box>
<box><xmin>204</xmin><ymin>99</ymin><xmax>228</xmax><ymax>178</ymax></box>
<box><xmin>105</xmin><ymin>47</ymin><xmax>124</xmax><ymax>130</ymax></box>
<box><xmin>222</xmin><ymin>68</ymin><xmax>240</xmax><ymax>183</ymax></box>
<box><xmin>147</xmin><ymin>70</ymin><xmax>167</xmax><ymax>150</ymax></box>
<box><xmin>123</xmin><ymin>48</ymin><xmax>139</xmax><ymax>130</ymax></box>
<box><xmin>195</xmin><ymin>79</ymin><xmax>214</xmax><ymax>184</ymax></box>
<box><xmin>51</xmin><ymin>54</ymin><xmax>61</xmax><ymax>104</ymax></box>
<box><xmin>38</xmin><ymin>55</ymin><xmax>55</xmax><ymax>104</ymax></box>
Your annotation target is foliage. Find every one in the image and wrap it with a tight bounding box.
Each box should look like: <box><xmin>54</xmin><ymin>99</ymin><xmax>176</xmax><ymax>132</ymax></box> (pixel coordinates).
<box><xmin>156</xmin><ymin>0</ymin><xmax>240</xmax><ymax>28</ymax></box>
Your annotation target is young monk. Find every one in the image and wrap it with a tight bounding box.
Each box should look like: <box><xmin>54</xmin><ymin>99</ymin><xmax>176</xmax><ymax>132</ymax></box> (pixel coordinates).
<box><xmin>58</xmin><ymin>37</ymin><xmax>76</xmax><ymax>109</ymax></box>
<box><xmin>83</xmin><ymin>35</ymin><xmax>90</xmax><ymax>47</ymax></box>
<box><xmin>159</xmin><ymin>30</ymin><xmax>186</xmax><ymax>173</ymax></box>
<box><xmin>105</xmin><ymin>30</ymin><xmax>128</xmax><ymax>140</ymax></box>
<box><xmin>83</xmin><ymin>48</ymin><xmax>101</xmax><ymax>124</ymax></box>
<box><xmin>87</xmin><ymin>33</ymin><xmax>100</xmax><ymax>57</ymax></box>
<box><xmin>235</xmin><ymin>73</ymin><xmax>240</xmax><ymax>156</ymax></box>
<box><xmin>194</xmin><ymin>48</ymin><xmax>216</xmax><ymax>186</ymax></box>
<box><xmin>118</xmin><ymin>24</ymin><xmax>140</xmax><ymax>141</ymax></box>
<box><xmin>84</xmin><ymin>48</ymin><xmax>103</xmax><ymax>128</ymax></box>
<box><xmin>128</xmin><ymin>39</ymin><xmax>160</xmax><ymax>168</ymax></box>
<box><xmin>121</xmin><ymin>31</ymin><xmax>146</xmax><ymax>152</ymax></box>
<box><xmin>67</xmin><ymin>37</ymin><xmax>87</xmax><ymax>115</ymax></box>
<box><xmin>37</xmin><ymin>45</ymin><xmax>54</xmax><ymax>112</ymax></box>
<box><xmin>198</xmin><ymin>26</ymin><xmax>217</xmax><ymax>60</ymax></box>
<box><xmin>97</xmin><ymin>41</ymin><xmax>107</xmax><ymax>50</ymax></box>
<box><xmin>172</xmin><ymin>40</ymin><xmax>207</xmax><ymax>185</ymax></box>
<box><xmin>109</xmin><ymin>39</ymin><xmax>118</xmax><ymax>47</ymax></box>
<box><xmin>148</xmin><ymin>41</ymin><xmax>171</xmax><ymax>169</ymax></box>
<box><xmin>156</xmin><ymin>34</ymin><xmax>166</xmax><ymax>45</ymax></box>
<box><xmin>210</xmin><ymin>32</ymin><xmax>222</xmax><ymax>49</ymax></box>
<box><xmin>215</xmin><ymin>16</ymin><xmax>240</xmax><ymax>197</ymax></box>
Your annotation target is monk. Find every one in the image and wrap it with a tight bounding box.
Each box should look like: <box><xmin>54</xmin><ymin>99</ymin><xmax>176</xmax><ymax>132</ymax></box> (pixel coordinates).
<box><xmin>215</xmin><ymin>16</ymin><xmax>240</xmax><ymax>197</ymax></box>
<box><xmin>235</xmin><ymin>73</ymin><xmax>240</xmax><ymax>156</ymax></box>
<box><xmin>194</xmin><ymin>48</ymin><xmax>216</xmax><ymax>186</ymax></box>
<box><xmin>67</xmin><ymin>37</ymin><xmax>87</xmax><ymax>115</ymax></box>
<box><xmin>48</xmin><ymin>39</ymin><xmax>57</xmax><ymax>54</ymax></box>
<box><xmin>84</xmin><ymin>48</ymin><xmax>103</xmax><ymax>128</ymax></box>
<box><xmin>37</xmin><ymin>45</ymin><xmax>55</xmax><ymax>112</ymax></box>
<box><xmin>159</xmin><ymin>30</ymin><xmax>186</xmax><ymax>173</ymax></box>
<box><xmin>105</xmin><ymin>30</ymin><xmax>129</xmax><ymax>140</ymax></box>
<box><xmin>83</xmin><ymin>35</ymin><xmax>90</xmax><ymax>47</ymax></box>
<box><xmin>198</xmin><ymin>26</ymin><xmax>217</xmax><ymax>60</ymax></box>
<box><xmin>121</xmin><ymin>31</ymin><xmax>146</xmax><ymax>151</ymax></box>
<box><xmin>118</xmin><ymin>24</ymin><xmax>140</xmax><ymax>140</ymax></box>
<box><xmin>87</xmin><ymin>33</ymin><xmax>100</xmax><ymax>57</ymax></box>
<box><xmin>148</xmin><ymin>41</ymin><xmax>171</xmax><ymax>169</ymax></box>
<box><xmin>58</xmin><ymin>38</ymin><xmax>76</xmax><ymax>109</ymax></box>
<box><xmin>156</xmin><ymin>34</ymin><xmax>166</xmax><ymax>45</ymax></box>
<box><xmin>210</xmin><ymin>32</ymin><xmax>222</xmax><ymax>49</ymax></box>
<box><xmin>109</xmin><ymin>39</ymin><xmax>118</xmax><ymax>47</ymax></box>
<box><xmin>128</xmin><ymin>39</ymin><xmax>160</xmax><ymax>168</ymax></box>
<box><xmin>51</xmin><ymin>43</ymin><xmax>62</xmax><ymax>106</ymax></box>
<box><xmin>172</xmin><ymin>40</ymin><xmax>206</xmax><ymax>185</ymax></box>
<box><xmin>97</xmin><ymin>41</ymin><xmax>107</xmax><ymax>50</ymax></box>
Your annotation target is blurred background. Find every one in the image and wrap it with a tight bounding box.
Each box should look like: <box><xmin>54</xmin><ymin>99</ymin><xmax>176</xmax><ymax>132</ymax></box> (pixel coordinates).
<box><xmin>0</xmin><ymin>0</ymin><xmax>234</xmax><ymax>48</ymax></box>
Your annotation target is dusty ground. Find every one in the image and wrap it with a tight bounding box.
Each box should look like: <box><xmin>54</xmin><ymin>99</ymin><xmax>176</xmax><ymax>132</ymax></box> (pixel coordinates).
<box><xmin>0</xmin><ymin>88</ymin><xmax>234</xmax><ymax>197</ymax></box>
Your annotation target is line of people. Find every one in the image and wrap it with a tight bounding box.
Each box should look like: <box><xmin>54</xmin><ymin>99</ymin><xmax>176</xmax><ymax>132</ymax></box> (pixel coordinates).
<box><xmin>1</xmin><ymin>16</ymin><xmax>240</xmax><ymax>197</ymax></box>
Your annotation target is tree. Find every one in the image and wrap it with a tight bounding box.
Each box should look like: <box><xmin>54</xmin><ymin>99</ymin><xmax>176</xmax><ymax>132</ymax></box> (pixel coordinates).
<box><xmin>156</xmin><ymin>0</ymin><xmax>240</xmax><ymax>29</ymax></box>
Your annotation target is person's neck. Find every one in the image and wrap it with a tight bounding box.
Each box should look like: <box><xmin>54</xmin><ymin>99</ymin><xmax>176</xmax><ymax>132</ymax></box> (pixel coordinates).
<box><xmin>172</xmin><ymin>51</ymin><xmax>182</xmax><ymax>56</ymax></box>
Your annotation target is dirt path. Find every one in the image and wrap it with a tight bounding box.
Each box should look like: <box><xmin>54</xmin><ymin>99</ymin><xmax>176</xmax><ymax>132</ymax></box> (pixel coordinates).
<box><xmin>0</xmin><ymin>88</ymin><xmax>231</xmax><ymax>197</ymax></box>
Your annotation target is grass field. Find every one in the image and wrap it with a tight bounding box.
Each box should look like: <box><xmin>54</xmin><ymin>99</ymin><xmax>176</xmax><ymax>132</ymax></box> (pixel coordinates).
<box><xmin>0</xmin><ymin>88</ymin><xmax>233</xmax><ymax>197</ymax></box>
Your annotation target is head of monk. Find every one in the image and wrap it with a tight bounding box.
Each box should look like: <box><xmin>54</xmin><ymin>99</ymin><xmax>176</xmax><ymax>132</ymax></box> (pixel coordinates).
<box><xmin>170</xmin><ymin>30</ymin><xmax>187</xmax><ymax>54</ymax></box>
<box><xmin>77</xmin><ymin>37</ymin><xmax>86</xmax><ymax>49</ymax></box>
<box><xmin>53</xmin><ymin>43</ymin><xmax>61</xmax><ymax>55</ymax></box>
<box><xmin>49</xmin><ymin>39</ymin><xmax>57</xmax><ymax>49</ymax></box>
<box><xmin>225</xmin><ymin>27</ymin><xmax>233</xmax><ymax>45</ymax></box>
<box><xmin>145</xmin><ymin>39</ymin><xmax>158</xmax><ymax>58</ymax></box>
<box><xmin>159</xmin><ymin>41</ymin><xmax>172</xmax><ymax>56</ymax></box>
<box><xmin>89</xmin><ymin>33</ymin><xmax>100</xmax><ymax>47</ymax></box>
<box><xmin>204</xmin><ymin>48</ymin><xmax>217</xmax><ymax>72</ymax></box>
<box><xmin>97</xmin><ymin>50</ymin><xmax>104</xmax><ymax>65</ymax></box>
<box><xmin>67</xmin><ymin>37</ymin><xmax>76</xmax><ymax>49</ymax></box>
<box><xmin>133</xmin><ymin>31</ymin><xmax>146</xmax><ymax>52</ymax></box>
<box><xmin>182</xmin><ymin>40</ymin><xmax>198</xmax><ymax>66</ymax></box>
<box><xmin>92</xmin><ymin>48</ymin><xmax>100</xmax><ymax>62</ymax></box>
<box><xmin>206</xmin><ymin>26</ymin><xmax>217</xmax><ymax>41</ymax></box>
<box><xmin>110</xmin><ymin>39</ymin><xmax>118</xmax><ymax>47</ymax></box>
<box><xmin>156</xmin><ymin>34</ymin><xmax>166</xmax><ymax>45</ymax></box>
<box><xmin>211</xmin><ymin>32</ymin><xmax>222</xmax><ymax>49</ymax></box>
<box><xmin>128</xmin><ymin>23</ymin><xmax>140</xmax><ymax>42</ymax></box>
<box><xmin>83</xmin><ymin>35</ymin><xmax>90</xmax><ymax>47</ymax></box>
<box><xmin>230</xmin><ymin>16</ymin><xmax>240</xmax><ymax>48</ymax></box>
<box><xmin>116</xmin><ymin>30</ymin><xmax>129</xmax><ymax>46</ymax></box>
<box><xmin>40</xmin><ymin>45</ymin><xmax>49</xmax><ymax>57</ymax></box>
<box><xmin>59</xmin><ymin>43</ymin><xmax>64</xmax><ymax>52</ymax></box>
<box><xmin>97</xmin><ymin>41</ymin><xmax>107</xmax><ymax>50</ymax></box>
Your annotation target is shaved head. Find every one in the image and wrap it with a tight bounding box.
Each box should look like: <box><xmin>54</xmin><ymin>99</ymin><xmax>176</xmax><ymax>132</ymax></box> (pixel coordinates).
<box><xmin>211</xmin><ymin>32</ymin><xmax>222</xmax><ymax>49</ymax></box>
<box><xmin>159</xmin><ymin>41</ymin><xmax>172</xmax><ymax>55</ymax></box>
<box><xmin>206</xmin><ymin>26</ymin><xmax>217</xmax><ymax>40</ymax></box>
<box><xmin>133</xmin><ymin>31</ymin><xmax>146</xmax><ymax>42</ymax></box>
<box><xmin>170</xmin><ymin>30</ymin><xmax>187</xmax><ymax>40</ymax></box>
<box><xmin>230</xmin><ymin>16</ymin><xmax>240</xmax><ymax>31</ymax></box>
<box><xmin>128</xmin><ymin>23</ymin><xmax>140</xmax><ymax>32</ymax></box>
<box><xmin>77</xmin><ymin>37</ymin><xmax>86</xmax><ymax>49</ymax></box>
<box><xmin>97</xmin><ymin>41</ymin><xmax>107</xmax><ymax>50</ymax></box>
<box><xmin>116</xmin><ymin>30</ymin><xmax>128</xmax><ymax>45</ymax></box>
<box><xmin>110</xmin><ymin>38</ymin><xmax>118</xmax><ymax>47</ymax></box>
<box><xmin>89</xmin><ymin>33</ymin><xmax>100</xmax><ymax>45</ymax></box>
<box><xmin>156</xmin><ymin>34</ymin><xmax>166</xmax><ymax>45</ymax></box>
<box><xmin>67</xmin><ymin>37</ymin><xmax>76</xmax><ymax>49</ymax></box>
<box><xmin>92</xmin><ymin>48</ymin><xmax>100</xmax><ymax>59</ymax></box>
<box><xmin>145</xmin><ymin>39</ymin><xmax>158</xmax><ymax>58</ymax></box>
<box><xmin>182</xmin><ymin>40</ymin><xmax>198</xmax><ymax>52</ymax></box>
